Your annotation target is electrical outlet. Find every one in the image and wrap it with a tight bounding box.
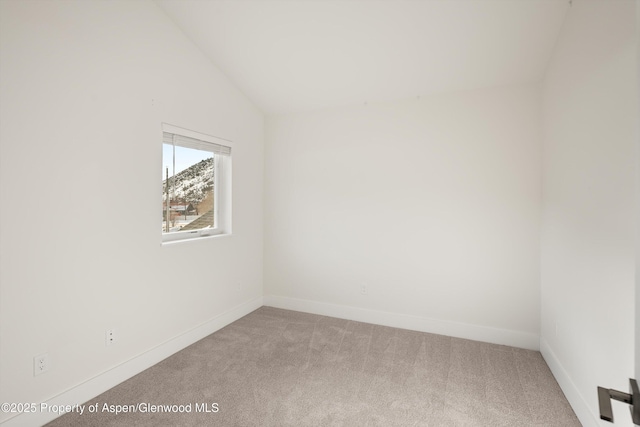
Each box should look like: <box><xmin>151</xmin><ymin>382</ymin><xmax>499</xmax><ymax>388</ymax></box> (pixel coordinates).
<box><xmin>360</xmin><ymin>285</ymin><xmax>368</xmax><ymax>295</ymax></box>
<box><xmin>105</xmin><ymin>329</ymin><xmax>116</xmax><ymax>346</ymax></box>
<box><xmin>34</xmin><ymin>353</ymin><xmax>49</xmax><ymax>376</ymax></box>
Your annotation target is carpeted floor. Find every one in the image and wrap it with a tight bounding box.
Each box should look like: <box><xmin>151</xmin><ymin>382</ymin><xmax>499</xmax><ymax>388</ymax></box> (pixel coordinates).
<box><xmin>47</xmin><ymin>307</ymin><xmax>580</xmax><ymax>426</ymax></box>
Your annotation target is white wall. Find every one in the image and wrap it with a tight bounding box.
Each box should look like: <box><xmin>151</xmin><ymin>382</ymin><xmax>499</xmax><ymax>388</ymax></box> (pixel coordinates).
<box><xmin>540</xmin><ymin>1</ymin><xmax>637</xmax><ymax>426</ymax></box>
<box><xmin>0</xmin><ymin>1</ymin><xmax>263</xmax><ymax>424</ymax></box>
<box><xmin>637</xmin><ymin>0</ymin><xmax>640</xmax><ymax>383</ymax></box>
<box><xmin>264</xmin><ymin>85</ymin><xmax>542</xmax><ymax>349</ymax></box>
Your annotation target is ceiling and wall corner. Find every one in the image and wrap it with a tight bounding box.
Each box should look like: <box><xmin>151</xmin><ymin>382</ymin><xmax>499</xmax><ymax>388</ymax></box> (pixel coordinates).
<box><xmin>154</xmin><ymin>0</ymin><xmax>570</xmax><ymax>115</ymax></box>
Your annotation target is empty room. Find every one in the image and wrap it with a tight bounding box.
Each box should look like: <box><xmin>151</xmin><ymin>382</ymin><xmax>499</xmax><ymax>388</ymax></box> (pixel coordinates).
<box><xmin>0</xmin><ymin>0</ymin><xmax>637</xmax><ymax>426</ymax></box>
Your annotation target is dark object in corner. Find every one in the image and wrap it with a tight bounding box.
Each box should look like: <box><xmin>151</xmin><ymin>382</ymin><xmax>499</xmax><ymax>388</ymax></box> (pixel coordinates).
<box><xmin>597</xmin><ymin>378</ymin><xmax>639</xmax><ymax>425</ymax></box>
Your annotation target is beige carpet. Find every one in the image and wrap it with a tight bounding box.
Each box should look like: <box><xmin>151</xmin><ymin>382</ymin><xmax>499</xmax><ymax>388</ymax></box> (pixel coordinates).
<box><xmin>47</xmin><ymin>307</ymin><xmax>580</xmax><ymax>426</ymax></box>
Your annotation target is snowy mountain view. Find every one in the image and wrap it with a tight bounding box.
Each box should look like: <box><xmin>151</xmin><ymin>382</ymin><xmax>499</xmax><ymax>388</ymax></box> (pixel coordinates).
<box><xmin>162</xmin><ymin>157</ymin><xmax>214</xmax><ymax>232</ymax></box>
<box><xmin>163</xmin><ymin>157</ymin><xmax>213</xmax><ymax>204</ymax></box>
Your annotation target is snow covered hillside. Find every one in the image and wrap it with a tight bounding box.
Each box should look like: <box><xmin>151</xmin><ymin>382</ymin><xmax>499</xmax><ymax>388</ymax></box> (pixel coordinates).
<box><xmin>162</xmin><ymin>157</ymin><xmax>213</xmax><ymax>204</ymax></box>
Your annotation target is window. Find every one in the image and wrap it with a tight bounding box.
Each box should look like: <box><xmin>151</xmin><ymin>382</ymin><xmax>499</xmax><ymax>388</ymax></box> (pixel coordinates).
<box><xmin>162</xmin><ymin>124</ymin><xmax>231</xmax><ymax>243</ymax></box>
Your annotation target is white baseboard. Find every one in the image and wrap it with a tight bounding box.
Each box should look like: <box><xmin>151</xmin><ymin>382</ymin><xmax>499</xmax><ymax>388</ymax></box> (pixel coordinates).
<box><xmin>264</xmin><ymin>295</ymin><xmax>540</xmax><ymax>350</ymax></box>
<box><xmin>0</xmin><ymin>297</ymin><xmax>263</xmax><ymax>427</ymax></box>
<box><xmin>540</xmin><ymin>338</ymin><xmax>599</xmax><ymax>427</ymax></box>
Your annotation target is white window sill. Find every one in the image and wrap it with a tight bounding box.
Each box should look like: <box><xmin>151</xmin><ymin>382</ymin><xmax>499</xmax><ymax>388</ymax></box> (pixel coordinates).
<box><xmin>161</xmin><ymin>232</ymin><xmax>232</xmax><ymax>246</ymax></box>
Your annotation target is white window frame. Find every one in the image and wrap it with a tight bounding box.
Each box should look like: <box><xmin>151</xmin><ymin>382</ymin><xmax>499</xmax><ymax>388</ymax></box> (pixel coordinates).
<box><xmin>161</xmin><ymin>123</ymin><xmax>232</xmax><ymax>244</ymax></box>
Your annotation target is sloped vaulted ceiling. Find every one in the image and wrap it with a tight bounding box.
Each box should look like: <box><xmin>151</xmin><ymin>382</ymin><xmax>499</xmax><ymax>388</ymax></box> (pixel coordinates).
<box><xmin>155</xmin><ymin>0</ymin><xmax>570</xmax><ymax>115</ymax></box>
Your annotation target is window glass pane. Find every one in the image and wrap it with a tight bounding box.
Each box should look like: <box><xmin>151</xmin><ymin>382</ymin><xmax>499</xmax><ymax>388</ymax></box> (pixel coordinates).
<box><xmin>162</xmin><ymin>143</ymin><xmax>214</xmax><ymax>233</ymax></box>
